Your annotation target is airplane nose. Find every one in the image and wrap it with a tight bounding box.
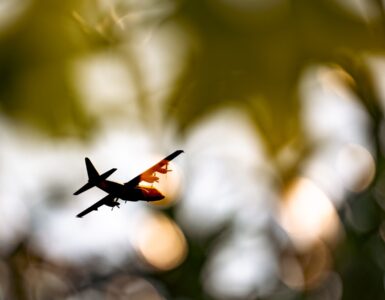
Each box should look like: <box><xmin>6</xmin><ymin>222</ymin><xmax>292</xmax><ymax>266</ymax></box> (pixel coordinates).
<box><xmin>149</xmin><ymin>189</ymin><xmax>164</xmax><ymax>200</ymax></box>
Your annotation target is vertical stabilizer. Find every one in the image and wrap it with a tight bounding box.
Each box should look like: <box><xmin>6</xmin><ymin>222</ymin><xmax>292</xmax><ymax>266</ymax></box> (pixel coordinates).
<box><xmin>85</xmin><ymin>157</ymin><xmax>99</xmax><ymax>180</ymax></box>
<box><xmin>73</xmin><ymin>157</ymin><xmax>99</xmax><ymax>195</ymax></box>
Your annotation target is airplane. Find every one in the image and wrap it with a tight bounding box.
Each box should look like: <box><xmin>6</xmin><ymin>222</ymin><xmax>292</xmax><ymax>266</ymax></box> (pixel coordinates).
<box><xmin>74</xmin><ymin>150</ymin><xmax>184</xmax><ymax>218</ymax></box>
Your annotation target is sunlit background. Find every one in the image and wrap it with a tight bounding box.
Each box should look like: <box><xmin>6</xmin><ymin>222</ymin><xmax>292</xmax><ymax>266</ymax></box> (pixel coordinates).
<box><xmin>1</xmin><ymin>0</ymin><xmax>385</xmax><ymax>299</ymax></box>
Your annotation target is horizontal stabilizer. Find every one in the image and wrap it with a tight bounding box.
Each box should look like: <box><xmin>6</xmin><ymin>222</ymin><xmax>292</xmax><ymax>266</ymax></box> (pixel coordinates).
<box><xmin>73</xmin><ymin>182</ymin><xmax>94</xmax><ymax>195</ymax></box>
<box><xmin>100</xmin><ymin>168</ymin><xmax>117</xmax><ymax>180</ymax></box>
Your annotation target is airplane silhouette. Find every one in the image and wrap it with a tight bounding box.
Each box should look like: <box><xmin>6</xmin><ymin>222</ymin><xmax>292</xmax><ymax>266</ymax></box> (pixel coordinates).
<box><xmin>74</xmin><ymin>150</ymin><xmax>184</xmax><ymax>218</ymax></box>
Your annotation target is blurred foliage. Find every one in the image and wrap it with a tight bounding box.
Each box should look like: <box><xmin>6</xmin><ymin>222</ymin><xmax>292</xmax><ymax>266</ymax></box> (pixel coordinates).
<box><xmin>2</xmin><ymin>0</ymin><xmax>385</xmax><ymax>299</ymax></box>
<box><xmin>165</xmin><ymin>0</ymin><xmax>385</xmax><ymax>153</ymax></box>
<box><xmin>0</xmin><ymin>0</ymin><xmax>94</xmax><ymax>137</ymax></box>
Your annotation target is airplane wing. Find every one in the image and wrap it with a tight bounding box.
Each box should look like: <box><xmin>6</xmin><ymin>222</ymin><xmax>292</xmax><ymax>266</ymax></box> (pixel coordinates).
<box><xmin>76</xmin><ymin>194</ymin><xmax>116</xmax><ymax>218</ymax></box>
<box><xmin>124</xmin><ymin>150</ymin><xmax>184</xmax><ymax>188</ymax></box>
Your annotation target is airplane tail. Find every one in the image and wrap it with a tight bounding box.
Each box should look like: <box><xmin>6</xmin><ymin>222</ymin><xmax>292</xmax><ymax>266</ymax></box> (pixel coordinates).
<box><xmin>85</xmin><ymin>157</ymin><xmax>99</xmax><ymax>180</ymax></box>
<box><xmin>73</xmin><ymin>158</ymin><xmax>117</xmax><ymax>195</ymax></box>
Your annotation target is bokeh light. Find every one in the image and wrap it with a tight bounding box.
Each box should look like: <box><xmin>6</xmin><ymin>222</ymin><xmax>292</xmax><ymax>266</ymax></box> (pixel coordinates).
<box><xmin>0</xmin><ymin>0</ymin><xmax>31</xmax><ymax>33</ymax></box>
<box><xmin>136</xmin><ymin>212</ymin><xmax>187</xmax><ymax>271</ymax></box>
<box><xmin>332</xmin><ymin>0</ymin><xmax>380</xmax><ymax>21</ymax></box>
<box><xmin>280</xmin><ymin>177</ymin><xmax>341</xmax><ymax>250</ymax></box>
<box><xmin>203</xmin><ymin>233</ymin><xmax>278</xmax><ymax>299</ymax></box>
<box><xmin>177</xmin><ymin>108</ymin><xmax>269</xmax><ymax>237</ymax></box>
<box><xmin>336</xmin><ymin>143</ymin><xmax>375</xmax><ymax>192</ymax></box>
<box><xmin>280</xmin><ymin>241</ymin><xmax>334</xmax><ymax>291</ymax></box>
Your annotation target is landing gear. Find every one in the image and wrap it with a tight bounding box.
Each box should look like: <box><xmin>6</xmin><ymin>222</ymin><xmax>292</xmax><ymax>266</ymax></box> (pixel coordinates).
<box><xmin>111</xmin><ymin>198</ymin><xmax>120</xmax><ymax>211</ymax></box>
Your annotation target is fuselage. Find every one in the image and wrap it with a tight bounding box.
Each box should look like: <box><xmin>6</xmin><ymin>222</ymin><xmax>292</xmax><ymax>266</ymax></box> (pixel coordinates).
<box><xmin>96</xmin><ymin>180</ymin><xmax>164</xmax><ymax>201</ymax></box>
